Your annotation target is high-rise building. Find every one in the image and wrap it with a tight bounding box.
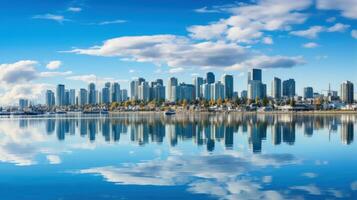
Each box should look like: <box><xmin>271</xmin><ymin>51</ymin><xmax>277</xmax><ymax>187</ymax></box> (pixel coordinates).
<box><xmin>102</xmin><ymin>87</ymin><xmax>111</xmax><ymax>104</ymax></box>
<box><xmin>194</xmin><ymin>77</ymin><xmax>204</xmax><ymax>100</ymax></box>
<box><xmin>112</xmin><ymin>82</ymin><xmax>121</xmax><ymax>102</ymax></box>
<box><xmin>206</xmin><ymin>72</ymin><xmax>215</xmax><ymax>84</ymax></box>
<box><xmin>271</xmin><ymin>77</ymin><xmax>282</xmax><ymax>99</ymax></box>
<box><xmin>130</xmin><ymin>78</ymin><xmax>145</xmax><ymax>100</ymax></box>
<box><xmin>138</xmin><ymin>81</ymin><xmax>150</xmax><ymax>101</ymax></box>
<box><xmin>167</xmin><ymin>77</ymin><xmax>178</xmax><ymax>102</ymax></box>
<box><xmin>248</xmin><ymin>80</ymin><xmax>262</xmax><ymax>100</ymax></box>
<box><xmin>19</xmin><ymin>98</ymin><xmax>29</xmax><ymax>110</ymax></box>
<box><xmin>283</xmin><ymin>79</ymin><xmax>296</xmax><ymax>98</ymax></box>
<box><xmin>69</xmin><ymin>89</ymin><xmax>75</xmax><ymax>105</ymax></box>
<box><xmin>176</xmin><ymin>83</ymin><xmax>195</xmax><ymax>102</ymax></box>
<box><xmin>304</xmin><ymin>87</ymin><xmax>314</xmax><ymax>99</ymax></box>
<box><xmin>248</xmin><ymin>68</ymin><xmax>262</xmax><ymax>84</ymax></box>
<box><xmin>222</xmin><ymin>74</ymin><xmax>233</xmax><ymax>99</ymax></box>
<box><xmin>121</xmin><ymin>89</ymin><xmax>128</xmax><ymax>101</ymax></box>
<box><xmin>56</xmin><ymin>84</ymin><xmax>65</xmax><ymax>106</ymax></box>
<box><xmin>212</xmin><ymin>81</ymin><xmax>225</xmax><ymax>101</ymax></box>
<box><xmin>79</xmin><ymin>88</ymin><xmax>88</xmax><ymax>106</ymax></box>
<box><xmin>201</xmin><ymin>83</ymin><xmax>211</xmax><ymax>100</ymax></box>
<box><xmin>341</xmin><ymin>81</ymin><xmax>354</xmax><ymax>104</ymax></box>
<box><xmin>88</xmin><ymin>83</ymin><xmax>97</xmax><ymax>105</ymax></box>
<box><xmin>151</xmin><ymin>84</ymin><xmax>165</xmax><ymax>101</ymax></box>
<box><xmin>64</xmin><ymin>90</ymin><xmax>70</xmax><ymax>105</ymax></box>
<box><xmin>46</xmin><ymin>90</ymin><xmax>55</xmax><ymax>107</ymax></box>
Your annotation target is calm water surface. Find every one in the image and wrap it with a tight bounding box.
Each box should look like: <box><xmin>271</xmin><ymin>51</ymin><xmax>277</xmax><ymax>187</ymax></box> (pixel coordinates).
<box><xmin>0</xmin><ymin>113</ymin><xmax>356</xmax><ymax>200</ymax></box>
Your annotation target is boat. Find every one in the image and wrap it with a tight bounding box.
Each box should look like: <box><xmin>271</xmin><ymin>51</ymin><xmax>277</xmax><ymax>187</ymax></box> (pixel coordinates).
<box><xmin>165</xmin><ymin>110</ymin><xmax>176</xmax><ymax>116</ymax></box>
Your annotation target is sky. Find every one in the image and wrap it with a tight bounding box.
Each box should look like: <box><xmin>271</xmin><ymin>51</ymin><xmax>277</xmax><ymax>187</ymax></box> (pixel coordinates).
<box><xmin>0</xmin><ymin>0</ymin><xmax>356</xmax><ymax>105</ymax></box>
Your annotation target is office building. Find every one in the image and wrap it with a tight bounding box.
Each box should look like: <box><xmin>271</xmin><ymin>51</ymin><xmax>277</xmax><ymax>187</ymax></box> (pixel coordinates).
<box><xmin>121</xmin><ymin>89</ymin><xmax>128</xmax><ymax>101</ymax></box>
<box><xmin>138</xmin><ymin>81</ymin><xmax>150</xmax><ymax>101</ymax></box>
<box><xmin>206</xmin><ymin>72</ymin><xmax>215</xmax><ymax>84</ymax></box>
<box><xmin>248</xmin><ymin>68</ymin><xmax>262</xmax><ymax>84</ymax></box>
<box><xmin>341</xmin><ymin>81</ymin><xmax>354</xmax><ymax>104</ymax></box>
<box><xmin>194</xmin><ymin>77</ymin><xmax>204</xmax><ymax>100</ymax></box>
<box><xmin>167</xmin><ymin>77</ymin><xmax>178</xmax><ymax>102</ymax></box>
<box><xmin>304</xmin><ymin>87</ymin><xmax>314</xmax><ymax>99</ymax></box>
<box><xmin>19</xmin><ymin>98</ymin><xmax>29</xmax><ymax>110</ymax></box>
<box><xmin>201</xmin><ymin>83</ymin><xmax>211</xmax><ymax>100</ymax></box>
<box><xmin>112</xmin><ymin>82</ymin><xmax>121</xmax><ymax>102</ymax></box>
<box><xmin>222</xmin><ymin>74</ymin><xmax>233</xmax><ymax>99</ymax></box>
<box><xmin>88</xmin><ymin>83</ymin><xmax>97</xmax><ymax>105</ymax></box>
<box><xmin>102</xmin><ymin>86</ymin><xmax>111</xmax><ymax>104</ymax></box>
<box><xmin>56</xmin><ymin>84</ymin><xmax>65</xmax><ymax>106</ymax></box>
<box><xmin>271</xmin><ymin>77</ymin><xmax>282</xmax><ymax>99</ymax></box>
<box><xmin>212</xmin><ymin>81</ymin><xmax>225</xmax><ymax>101</ymax></box>
<box><xmin>46</xmin><ymin>90</ymin><xmax>55</xmax><ymax>107</ymax></box>
<box><xmin>283</xmin><ymin>79</ymin><xmax>296</xmax><ymax>98</ymax></box>
<box><xmin>79</xmin><ymin>88</ymin><xmax>88</xmax><ymax>106</ymax></box>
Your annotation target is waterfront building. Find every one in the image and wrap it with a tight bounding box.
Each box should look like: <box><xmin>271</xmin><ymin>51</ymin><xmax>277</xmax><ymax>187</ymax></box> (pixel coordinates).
<box><xmin>206</xmin><ymin>72</ymin><xmax>215</xmax><ymax>84</ymax></box>
<box><xmin>283</xmin><ymin>79</ymin><xmax>296</xmax><ymax>98</ymax></box>
<box><xmin>112</xmin><ymin>82</ymin><xmax>121</xmax><ymax>102</ymax></box>
<box><xmin>88</xmin><ymin>83</ymin><xmax>97</xmax><ymax>105</ymax></box>
<box><xmin>102</xmin><ymin>87</ymin><xmax>111</xmax><ymax>104</ymax></box>
<box><xmin>69</xmin><ymin>89</ymin><xmax>75</xmax><ymax>105</ymax></box>
<box><xmin>46</xmin><ymin>90</ymin><xmax>55</xmax><ymax>107</ymax></box>
<box><xmin>341</xmin><ymin>81</ymin><xmax>354</xmax><ymax>104</ymax></box>
<box><xmin>212</xmin><ymin>81</ymin><xmax>225</xmax><ymax>101</ymax></box>
<box><xmin>248</xmin><ymin>80</ymin><xmax>262</xmax><ymax>100</ymax></box>
<box><xmin>19</xmin><ymin>98</ymin><xmax>29</xmax><ymax>110</ymax></box>
<box><xmin>194</xmin><ymin>76</ymin><xmax>204</xmax><ymax>100</ymax></box>
<box><xmin>201</xmin><ymin>83</ymin><xmax>211</xmax><ymax>100</ymax></box>
<box><xmin>167</xmin><ymin>77</ymin><xmax>178</xmax><ymax>102</ymax></box>
<box><xmin>222</xmin><ymin>74</ymin><xmax>233</xmax><ymax>99</ymax></box>
<box><xmin>64</xmin><ymin>90</ymin><xmax>70</xmax><ymax>105</ymax></box>
<box><xmin>56</xmin><ymin>84</ymin><xmax>65</xmax><ymax>106</ymax></box>
<box><xmin>138</xmin><ymin>81</ymin><xmax>150</xmax><ymax>101</ymax></box>
<box><xmin>304</xmin><ymin>87</ymin><xmax>314</xmax><ymax>99</ymax></box>
<box><xmin>121</xmin><ymin>89</ymin><xmax>128</xmax><ymax>101</ymax></box>
<box><xmin>248</xmin><ymin>68</ymin><xmax>262</xmax><ymax>84</ymax></box>
<box><xmin>79</xmin><ymin>88</ymin><xmax>88</xmax><ymax>106</ymax></box>
<box><xmin>175</xmin><ymin>83</ymin><xmax>195</xmax><ymax>102</ymax></box>
<box><xmin>271</xmin><ymin>77</ymin><xmax>282</xmax><ymax>99</ymax></box>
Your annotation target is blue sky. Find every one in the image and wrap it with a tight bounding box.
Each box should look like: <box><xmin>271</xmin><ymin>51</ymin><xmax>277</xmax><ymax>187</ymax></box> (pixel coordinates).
<box><xmin>0</xmin><ymin>0</ymin><xmax>356</xmax><ymax>104</ymax></box>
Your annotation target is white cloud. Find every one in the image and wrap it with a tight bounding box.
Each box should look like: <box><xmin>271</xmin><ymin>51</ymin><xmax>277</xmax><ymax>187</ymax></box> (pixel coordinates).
<box><xmin>0</xmin><ymin>60</ymin><xmax>38</xmax><ymax>84</ymax></box>
<box><xmin>351</xmin><ymin>181</ymin><xmax>357</xmax><ymax>190</ymax></box>
<box><xmin>169</xmin><ymin>67</ymin><xmax>185</xmax><ymax>74</ymax></box>
<box><xmin>351</xmin><ymin>30</ymin><xmax>357</xmax><ymax>39</ymax></box>
<box><xmin>316</xmin><ymin>0</ymin><xmax>357</xmax><ymax>19</ymax></box>
<box><xmin>301</xmin><ymin>172</ymin><xmax>318</xmax><ymax>178</ymax></box>
<box><xmin>99</xmin><ymin>19</ymin><xmax>127</xmax><ymax>25</ymax></box>
<box><xmin>66</xmin><ymin>74</ymin><xmax>119</xmax><ymax>86</ymax></box>
<box><xmin>68</xmin><ymin>7</ymin><xmax>82</xmax><ymax>12</ymax></box>
<box><xmin>0</xmin><ymin>83</ymin><xmax>50</xmax><ymax>105</ymax></box>
<box><xmin>327</xmin><ymin>23</ymin><xmax>350</xmax><ymax>32</ymax></box>
<box><xmin>68</xmin><ymin>35</ymin><xmax>304</xmax><ymax>71</ymax></box>
<box><xmin>46</xmin><ymin>155</ymin><xmax>61</xmax><ymax>164</ymax></box>
<box><xmin>188</xmin><ymin>0</ymin><xmax>312</xmax><ymax>43</ymax></box>
<box><xmin>224</xmin><ymin>55</ymin><xmax>305</xmax><ymax>71</ymax></box>
<box><xmin>46</xmin><ymin>60</ymin><xmax>62</xmax><ymax>70</ymax></box>
<box><xmin>262</xmin><ymin>37</ymin><xmax>273</xmax><ymax>44</ymax></box>
<box><xmin>303</xmin><ymin>42</ymin><xmax>319</xmax><ymax>48</ymax></box>
<box><xmin>40</xmin><ymin>71</ymin><xmax>73</xmax><ymax>77</ymax></box>
<box><xmin>194</xmin><ymin>6</ymin><xmax>220</xmax><ymax>13</ymax></box>
<box><xmin>326</xmin><ymin>17</ymin><xmax>336</xmax><ymax>23</ymax></box>
<box><xmin>33</xmin><ymin>14</ymin><xmax>69</xmax><ymax>23</ymax></box>
<box><xmin>262</xmin><ymin>176</ymin><xmax>272</xmax><ymax>183</ymax></box>
<box><xmin>290</xmin><ymin>26</ymin><xmax>324</xmax><ymax>39</ymax></box>
<box><xmin>290</xmin><ymin>184</ymin><xmax>322</xmax><ymax>195</ymax></box>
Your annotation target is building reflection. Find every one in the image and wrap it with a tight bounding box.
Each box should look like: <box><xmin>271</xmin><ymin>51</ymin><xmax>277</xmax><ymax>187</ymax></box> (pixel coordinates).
<box><xmin>21</xmin><ymin>113</ymin><xmax>355</xmax><ymax>152</ymax></box>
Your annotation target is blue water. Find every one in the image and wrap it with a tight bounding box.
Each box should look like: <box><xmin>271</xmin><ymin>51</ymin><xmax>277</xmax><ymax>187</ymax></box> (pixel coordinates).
<box><xmin>0</xmin><ymin>113</ymin><xmax>356</xmax><ymax>199</ymax></box>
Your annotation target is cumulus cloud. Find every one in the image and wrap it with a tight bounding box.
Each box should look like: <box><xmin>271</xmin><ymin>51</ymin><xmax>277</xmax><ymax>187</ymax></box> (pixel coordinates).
<box><xmin>290</xmin><ymin>26</ymin><xmax>324</xmax><ymax>39</ymax></box>
<box><xmin>68</xmin><ymin>35</ymin><xmax>304</xmax><ymax>70</ymax></box>
<box><xmin>290</xmin><ymin>184</ymin><xmax>322</xmax><ymax>195</ymax></box>
<box><xmin>303</xmin><ymin>42</ymin><xmax>319</xmax><ymax>48</ymax></box>
<box><xmin>262</xmin><ymin>37</ymin><xmax>273</xmax><ymax>44</ymax></box>
<box><xmin>194</xmin><ymin>6</ymin><xmax>221</xmax><ymax>13</ymax></box>
<box><xmin>40</xmin><ymin>71</ymin><xmax>73</xmax><ymax>77</ymax></box>
<box><xmin>351</xmin><ymin>30</ymin><xmax>357</xmax><ymax>39</ymax></box>
<box><xmin>67</xmin><ymin>7</ymin><xmax>82</xmax><ymax>12</ymax></box>
<box><xmin>33</xmin><ymin>14</ymin><xmax>69</xmax><ymax>23</ymax></box>
<box><xmin>188</xmin><ymin>0</ymin><xmax>312</xmax><ymax>43</ymax></box>
<box><xmin>327</xmin><ymin>23</ymin><xmax>350</xmax><ymax>32</ymax></box>
<box><xmin>0</xmin><ymin>83</ymin><xmax>50</xmax><ymax>105</ymax></box>
<box><xmin>224</xmin><ymin>55</ymin><xmax>305</xmax><ymax>71</ymax></box>
<box><xmin>46</xmin><ymin>155</ymin><xmax>61</xmax><ymax>164</ymax></box>
<box><xmin>169</xmin><ymin>67</ymin><xmax>185</xmax><ymax>74</ymax></box>
<box><xmin>316</xmin><ymin>0</ymin><xmax>357</xmax><ymax>19</ymax></box>
<box><xmin>351</xmin><ymin>181</ymin><xmax>357</xmax><ymax>190</ymax></box>
<box><xmin>301</xmin><ymin>172</ymin><xmax>318</xmax><ymax>178</ymax></box>
<box><xmin>0</xmin><ymin>60</ymin><xmax>38</xmax><ymax>84</ymax></box>
<box><xmin>46</xmin><ymin>60</ymin><xmax>62</xmax><ymax>70</ymax></box>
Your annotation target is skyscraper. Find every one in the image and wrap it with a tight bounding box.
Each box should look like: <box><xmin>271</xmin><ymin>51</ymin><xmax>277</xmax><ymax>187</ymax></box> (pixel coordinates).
<box><xmin>222</xmin><ymin>74</ymin><xmax>233</xmax><ymax>99</ymax></box>
<box><xmin>201</xmin><ymin>83</ymin><xmax>211</xmax><ymax>100</ymax></box>
<box><xmin>79</xmin><ymin>88</ymin><xmax>88</xmax><ymax>106</ymax></box>
<box><xmin>121</xmin><ymin>89</ymin><xmax>128</xmax><ymax>101</ymax></box>
<box><xmin>112</xmin><ymin>82</ymin><xmax>121</xmax><ymax>102</ymax></box>
<box><xmin>271</xmin><ymin>77</ymin><xmax>282</xmax><ymax>99</ymax></box>
<box><xmin>248</xmin><ymin>68</ymin><xmax>262</xmax><ymax>84</ymax></box>
<box><xmin>102</xmin><ymin>86</ymin><xmax>111</xmax><ymax>104</ymax></box>
<box><xmin>304</xmin><ymin>87</ymin><xmax>314</xmax><ymax>99</ymax></box>
<box><xmin>194</xmin><ymin>77</ymin><xmax>204</xmax><ymax>100</ymax></box>
<box><xmin>69</xmin><ymin>89</ymin><xmax>76</xmax><ymax>105</ymax></box>
<box><xmin>283</xmin><ymin>79</ymin><xmax>296</xmax><ymax>98</ymax></box>
<box><xmin>341</xmin><ymin>81</ymin><xmax>354</xmax><ymax>104</ymax></box>
<box><xmin>206</xmin><ymin>72</ymin><xmax>215</xmax><ymax>84</ymax></box>
<box><xmin>212</xmin><ymin>81</ymin><xmax>225</xmax><ymax>101</ymax></box>
<box><xmin>56</xmin><ymin>84</ymin><xmax>65</xmax><ymax>106</ymax></box>
<box><xmin>88</xmin><ymin>83</ymin><xmax>97</xmax><ymax>105</ymax></box>
<box><xmin>248</xmin><ymin>80</ymin><xmax>262</xmax><ymax>100</ymax></box>
<box><xmin>46</xmin><ymin>90</ymin><xmax>55</xmax><ymax>107</ymax></box>
<box><xmin>167</xmin><ymin>77</ymin><xmax>178</xmax><ymax>102</ymax></box>
<box><xmin>138</xmin><ymin>81</ymin><xmax>150</xmax><ymax>101</ymax></box>
<box><xmin>19</xmin><ymin>98</ymin><xmax>29</xmax><ymax>110</ymax></box>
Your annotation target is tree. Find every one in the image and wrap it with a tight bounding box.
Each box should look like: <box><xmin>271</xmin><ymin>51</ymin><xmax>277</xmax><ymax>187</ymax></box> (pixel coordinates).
<box><xmin>255</xmin><ymin>97</ymin><xmax>260</xmax><ymax>105</ymax></box>
<box><xmin>262</xmin><ymin>97</ymin><xmax>269</xmax><ymax>106</ymax></box>
<box><xmin>217</xmin><ymin>98</ymin><xmax>223</xmax><ymax>106</ymax></box>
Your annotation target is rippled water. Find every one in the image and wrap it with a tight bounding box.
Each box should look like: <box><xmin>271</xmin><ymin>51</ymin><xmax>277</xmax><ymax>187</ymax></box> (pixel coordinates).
<box><xmin>0</xmin><ymin>113</ymin><xmax>356</xmax><ymax>200</ymax></box>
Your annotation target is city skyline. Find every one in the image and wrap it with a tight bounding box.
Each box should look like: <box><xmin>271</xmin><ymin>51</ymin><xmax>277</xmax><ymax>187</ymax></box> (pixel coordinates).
<box><xmin>0</xmin><ymin>0</ymin><xmax>357</xmax><ymax>105</ymax></box>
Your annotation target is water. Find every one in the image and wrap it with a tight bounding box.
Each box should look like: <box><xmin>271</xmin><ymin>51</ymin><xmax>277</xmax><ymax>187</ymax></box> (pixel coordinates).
<box><xmin>0</xmin><ymin>113</ymin><xmax>356</xmax><ymax>200</ymax></box>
